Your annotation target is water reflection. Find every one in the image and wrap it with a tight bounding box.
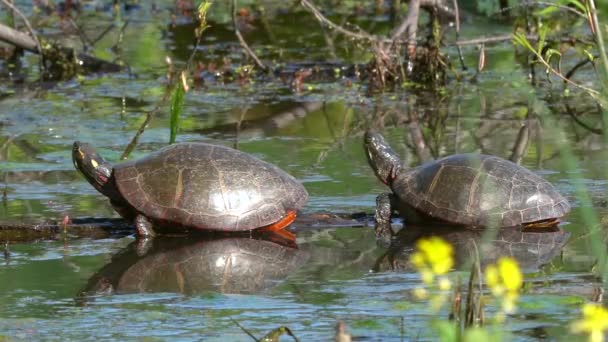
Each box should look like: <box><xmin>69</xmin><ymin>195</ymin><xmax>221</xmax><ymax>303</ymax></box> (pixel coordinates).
<box><xmin>79</xmin><ymin>235</ymin><xmax>308</xmax><ymax>298</ymax></box>
<box><xmin>373</xmin><ymin>226</ymin><xmax>570</xmax><ymax>272</ymax></box>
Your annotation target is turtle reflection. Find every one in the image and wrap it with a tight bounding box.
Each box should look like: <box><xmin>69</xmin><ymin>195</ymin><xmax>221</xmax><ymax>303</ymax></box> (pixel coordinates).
<box><xmin>373</xmin><ymin>226</ymin><xmax>570</xmax><ymax>272</ymax></box>
<box><xmin>79</xmin><ymin>235</ymin><xmax>308</xmax><ymax>298</ymax></box>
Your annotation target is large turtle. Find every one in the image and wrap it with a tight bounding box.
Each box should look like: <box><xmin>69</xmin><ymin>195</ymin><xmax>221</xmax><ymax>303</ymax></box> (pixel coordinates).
<box><xmin>364</xmin><ymin>131</ymin><xmax>571</xmax><ymax>238</ymax></box>
<box><xmin>72</xmin><ymin>141</ymin><xmax>308</xmax><ymax>236</ymax></box>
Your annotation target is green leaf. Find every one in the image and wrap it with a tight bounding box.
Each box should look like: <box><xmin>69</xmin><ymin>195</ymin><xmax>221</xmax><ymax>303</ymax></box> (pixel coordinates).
<box><xmin>197</xmin><ymin>1</ymin><xmax>213</xmax><ymax>34</ymax></box>
<box><xmin>513</xmin><ymin>33</ymin><xmax>534</xmax><ymax>52</ymax></box>
<box><xmin>535</xmin><ymin>6</ymin><xmax>558</xmax><ymax>18</ymax></box>
<box><xmin>537</xmin><ymin>26</ymin><xmax>548</xmax><ymax>54</ymax></box>
<box><xmin>582</xmin><ymin>49</ymin><xmax>595</xmax><ymax>62</ymax></box>
<box><xmin>432</xmin><ymin>321</ymin><xmax>458</xmax><ymax>342</ymax></box>
<box><xmin>544</xmin><ymin>48</ymin><xmax>562</xmax><ymax>65</ymax></box>
<box><xmin>169</xmin><ymin>83</ymin><xmax>185</xmax><ymax>144</ymax></box>
<box><xmin>260</xmin><ymin>326</ymin><xmax>298</xmax><ymax>342</ymax></box>
<box><xmin>567</xmin><ymin>0</ymin><xmax>587</xmax><ymax>14</ymax></box>
<box><xmin>463</xmin><ymin>327</ymin><xmax>496</xmax><ymax>342</ymax></box>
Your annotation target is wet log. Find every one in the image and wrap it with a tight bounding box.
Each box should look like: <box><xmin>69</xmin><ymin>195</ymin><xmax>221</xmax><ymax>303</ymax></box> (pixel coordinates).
<box><xmin>0</xmin><ymin>218</ymin><xmax>134</xmax><ymax>241</ymax></box>
<box><xmin>0</xmin><ymin>212</ymin><xmax>372</xmax><ymax>242</ymax></box>
<box><xmin>0</xmin><ymin>22</ymin><xmax>37</xmax><ymax>52</ymax></box>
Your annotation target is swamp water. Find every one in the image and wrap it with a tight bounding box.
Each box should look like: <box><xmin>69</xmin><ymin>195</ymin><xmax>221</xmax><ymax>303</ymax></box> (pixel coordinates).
<box><xmin>0</xmin><ymin>2</ymin><xmax>606</xmax><ymax>341</ymax></box>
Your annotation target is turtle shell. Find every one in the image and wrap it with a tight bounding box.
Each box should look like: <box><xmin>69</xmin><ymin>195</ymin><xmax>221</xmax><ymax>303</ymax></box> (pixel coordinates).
<box><xmin>392</xmin><ymin>154</ymin><xmax>570</xmax><ymax>227</ymax></box>
<box><xmin>113</xmin><ymin>143</ymin><xmax>308</xmax><ymax>231</ymax></box>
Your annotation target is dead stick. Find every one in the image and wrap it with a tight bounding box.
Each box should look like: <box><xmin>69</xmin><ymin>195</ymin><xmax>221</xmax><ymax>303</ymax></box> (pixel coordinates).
<box><xmin>0</xmin><ymin>22</ymin><xmax>38</xmax><ymax>53</ymax></box>
<box><xmin>232</xmin><ymin>0</ymin><xmax>268</xmax><ymax>71</ymax></box>
<box><xmin>0</xmin><ymin>0</ymin><xmax>41</xmax><ymax>53</ymax></box>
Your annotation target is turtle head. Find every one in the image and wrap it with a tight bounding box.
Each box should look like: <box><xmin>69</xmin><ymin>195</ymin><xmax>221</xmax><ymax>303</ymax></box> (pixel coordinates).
<box><xmin>72</xmin><ymin>141</ymin><xmax>115</xmax><ymax>197</ymax></box>
<box><xmin>364</xmin><ymin>131</ymin><xmax>402</xmax><ymax>185</ymax></box>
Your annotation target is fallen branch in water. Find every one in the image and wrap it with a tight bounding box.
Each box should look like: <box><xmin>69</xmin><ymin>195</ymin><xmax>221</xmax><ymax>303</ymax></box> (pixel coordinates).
<box><xmin>0</xmin><ymin>0</ymin><xmax>42</xmax><ymax>54</ymax></box>
<box><xmin>0</xmin><ymin>212</ymin><xmax>372</xmax><ymax>242</ymax></box>
<box><xmin>0</xmin><ymin>21</ymin><xmax>38</xmax><ymax>53</ymax></box>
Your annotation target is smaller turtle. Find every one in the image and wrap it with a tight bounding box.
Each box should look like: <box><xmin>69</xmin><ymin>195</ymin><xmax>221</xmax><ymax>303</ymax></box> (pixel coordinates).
<box><xmin>364</xmin><ymin>131</ymin><xmax>571</xmax><ymax>239</ymax></box>
<box><xmin>72</xmin><ymin>142</ymin><xmax>308</xmax><ymax>237</ymax></box>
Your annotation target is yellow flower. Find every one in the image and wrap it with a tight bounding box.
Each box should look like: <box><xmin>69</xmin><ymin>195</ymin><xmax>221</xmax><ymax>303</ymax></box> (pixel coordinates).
<box><xmin>420</xmin><ymin>268</ymin><xmax>434</xmax><ymax>285</ymax></box>
<box><xmin>498</xmin><ymin>258</ymin><xmax>523</xmax><ymax>292</ymax></box>
<box><xmin>411</xmin><ymin>237</ymin><xmax>454</xmax><ymax>277</ymax></box>
<box><xmin>485</xmin><ymin>257</ymin><xmax>522</xmax><ymax>295</ymax></box>
<box><xmin>503</xmin><ymin>293</ymin><xmax>518</xmax><ymax>314</ymax></box>
<box><xmin>571</xmin><ymin>303</ymin><xmax>608</xmax><ymax>342</ymax></box>
<box><xmin>485</xmin><ymin>264</ymin><xmax>503</xmax><ymax>296</ymax></box>
<box><xmin>411</xmin><ymin>251</ymin><xmax>426</xmax><ymax>270</ymax></box>
<box><xmin>485</xmin><ymin>257</ymin><xmax>523</xmax><ymax>314</ymax></box>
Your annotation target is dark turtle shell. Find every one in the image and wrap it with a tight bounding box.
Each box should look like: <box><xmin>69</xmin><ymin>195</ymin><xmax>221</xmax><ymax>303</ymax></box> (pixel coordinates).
<box><xmin>113</xmin><ymin>143</ymin><xmax>308</xmax><ymax>231</ymax></box>
<box><xmin>392</xmin><ymin>154</ymin><xmax>570</xmax><ymax>227</ymax></box>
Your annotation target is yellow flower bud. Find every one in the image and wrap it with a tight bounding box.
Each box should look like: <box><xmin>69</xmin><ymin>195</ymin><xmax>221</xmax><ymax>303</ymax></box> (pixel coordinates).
<box><xmin>412</xmin><ymin>237</ymin><xmax>454</xmax><ymax>276</ymax></box>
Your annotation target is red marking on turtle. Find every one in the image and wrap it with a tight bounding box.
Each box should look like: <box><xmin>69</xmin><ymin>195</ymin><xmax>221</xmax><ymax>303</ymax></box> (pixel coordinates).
<box><xmin>259</xmin><ymin>210</ymin><xmax>296</xmax><ymax>233</ymax></box>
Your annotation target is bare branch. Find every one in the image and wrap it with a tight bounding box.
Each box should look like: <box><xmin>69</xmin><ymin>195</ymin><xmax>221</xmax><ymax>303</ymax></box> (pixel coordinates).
<box><xmin>232</xmin><ymin>0</ymin><xmax>268</xmax><ymax>72</ymax></box>
<box><xmin>299</xmin><ymin>0</ymin><xmax>378</xmax><ymax>42</ymax></box>
<box><xmin>0</xmin><ymin>0</ymin><xmax>41</xmax><ymax>54</ymax></box>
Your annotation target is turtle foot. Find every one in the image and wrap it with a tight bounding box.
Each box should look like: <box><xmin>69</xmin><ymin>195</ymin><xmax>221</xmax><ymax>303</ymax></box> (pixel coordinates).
<box><xmin>135</xmin><ymin>215</ymin><xmax>157</xmax><ymax>237</ymax></box>
<box><xmin>374</xmin><ymin>192</ymin><xmax>395</xmax><ymax>240</ymax></box>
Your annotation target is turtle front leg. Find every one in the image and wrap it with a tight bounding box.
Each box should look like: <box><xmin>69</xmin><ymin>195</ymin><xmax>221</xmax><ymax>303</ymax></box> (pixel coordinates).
<box><xmin>134</xmin><ymin>215</ymin><xmax>156</xmax><ymax>256</ymax></box>
<box><xmin>375</xmin><ymin>192</ymin><xmax>395</xmax><ymax>240</ymax></box>
<box><xmin>135</xmin><ymin>214</ymin><xmax>156</xmax><ymax>237</ymax></box>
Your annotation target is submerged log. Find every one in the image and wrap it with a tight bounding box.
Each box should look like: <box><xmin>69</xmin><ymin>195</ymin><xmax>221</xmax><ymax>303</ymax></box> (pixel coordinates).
<box><xmin>0</xmin><ymin>212</ymin><xmax>372</xmax><ymax>242</ymax></box>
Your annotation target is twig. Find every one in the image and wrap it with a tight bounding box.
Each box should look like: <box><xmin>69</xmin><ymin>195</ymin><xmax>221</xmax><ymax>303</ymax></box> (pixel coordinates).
<box><xmin>452</xmin><ymin>0</ymin><xmax>466</xmax><ymax>70</ymax></box>
<box><xmin>91</xmin><ymin>22</ymin><xmax>119</xmax><ymax>46</ymax></box>
<box><xmin>509</xmin><ymin>123</ymin><xmax>530</xmax><ymax>164</ymax></box>
<box><xmin>524</xmin><ymin>40</ymin><xmax>601</xmax><ymax>96</ymax></box>
<box><xmin>391</xmin><ymin>0</ymin><xmax>420</xmax><ymax>45</ymax></box>
<box><xmin>230</xmin><ymin>317</ymin><xmax>261</xmax><ymax>341</ymax></box>
<box><xmin>455</xmin><ymin>34</ymin><xmax>519</xmax><ymax>46</ymax></box>
<box><xmin>232</xmin><ymin>0</ymin><xmax>268</xmax><ymax>72</ymax></box>
<box><xmin>120</xmin><ymin>92</ymin><xmax>171</xmax><ymax>160</ymax></box>
<box><xmin>564</xmin><ymin>103</ymin><xmax>603</xmax><ymax>135</ymax></box>
<box><xmin>565</xmin><ymin>57</ymin><xmax>594</xmax><ymax>80</ymax></box>
<box><xmin>68</xmin><ymin>18</ymin><xmax>93</xmax><ymax>49</ymax></box>
<box><xmin>588</xmin><ymin>0</ymin><xmax>608</xmax><ymax>99</ymax></box>
<box><xmin>234</xmin><ymin>104</ymin><xmax>250</xmax><ymax>150</ymax></box>
<box><xmin>299</xmin><ymin>0</ymin><xmax>378</xmax><ymax>42</ymax></box>
<box><xmin>515</xmin><ymin>1</ymin><xmax>585</xmax><ymax>18</ymax></box>
<box><xmin>0</xmin><ymin>23</ymin><xmax>37</xmax><ymax>52</ymax></box>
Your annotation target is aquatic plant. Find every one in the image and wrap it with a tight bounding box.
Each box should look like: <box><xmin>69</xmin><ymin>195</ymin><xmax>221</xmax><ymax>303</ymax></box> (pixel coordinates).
<box><xmin>570</xmin><ymin>303</ymin><xmax>608</xmax><ymax>342</ymax></box>
<box><xmin>410</xmin><ymin>238</ymin><xmax>527</xmax><ymax>340</ymax></box>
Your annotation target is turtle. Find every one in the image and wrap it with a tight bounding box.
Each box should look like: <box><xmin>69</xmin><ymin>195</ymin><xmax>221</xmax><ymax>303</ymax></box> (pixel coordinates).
<box><xmin>72</xmin><ymin>141</ymin><xmax>308</xmax><ymax>237</ymax></box>
<box><xmin>364</xmin><ymin>131</ymin><xmax>571</xmax><ymax>239</ymax></box>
